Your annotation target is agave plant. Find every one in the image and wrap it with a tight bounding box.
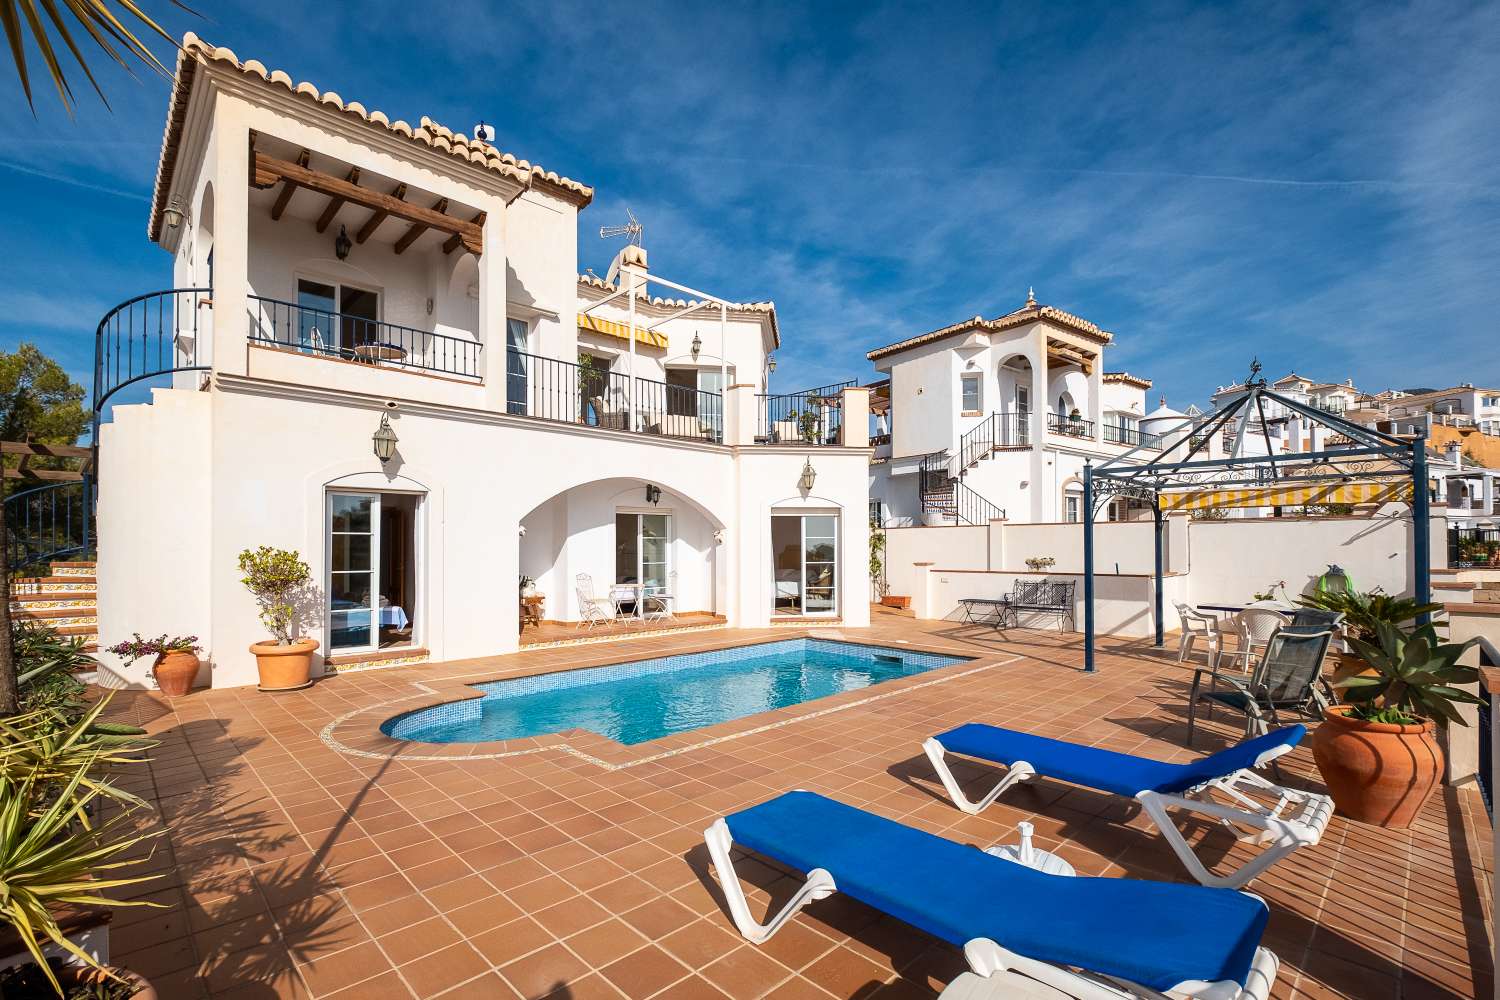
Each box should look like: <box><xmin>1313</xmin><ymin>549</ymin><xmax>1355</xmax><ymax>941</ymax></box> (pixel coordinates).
<box><xmin>1337</xmin><ymin>621</ymin><xmax>1482</xmax><ymax>726</ymax></box>
<box><xmin>1297</xmin><ymin>588</ymin><xmax>1444</xmax><ymax>644</ymax></box>
<box><xmin>0</xmin><ymin>759</ymin><xmax>161</xmax><ymax>994</ymax></box>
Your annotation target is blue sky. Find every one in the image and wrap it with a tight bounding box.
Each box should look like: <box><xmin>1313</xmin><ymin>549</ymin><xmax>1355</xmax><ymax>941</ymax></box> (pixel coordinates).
<box><xmin>2</xmin><ymin>0</ymin><xmax>1498</xmax><ymax>423</ymax></box>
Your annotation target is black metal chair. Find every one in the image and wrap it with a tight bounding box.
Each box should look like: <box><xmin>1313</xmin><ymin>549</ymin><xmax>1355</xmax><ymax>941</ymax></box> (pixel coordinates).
<box><xmin>1186</xmin><ymin>628</ymin><xmax>1336</xmax><ymax>746</ymax></box>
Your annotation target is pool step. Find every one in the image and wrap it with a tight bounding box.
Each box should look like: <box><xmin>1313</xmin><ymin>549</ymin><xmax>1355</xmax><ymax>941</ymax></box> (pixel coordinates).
<box><xmin>324</xmin><ymin>647</ymin><xmax>430</xmax><ymax>674</ymax></box>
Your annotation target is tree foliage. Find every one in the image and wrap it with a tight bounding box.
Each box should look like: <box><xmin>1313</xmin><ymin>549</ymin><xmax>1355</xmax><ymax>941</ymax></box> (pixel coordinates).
<box><xmin>0</xmin><ymin>343</ymin><xmax>88</xmax><ymax>448</ymax></box>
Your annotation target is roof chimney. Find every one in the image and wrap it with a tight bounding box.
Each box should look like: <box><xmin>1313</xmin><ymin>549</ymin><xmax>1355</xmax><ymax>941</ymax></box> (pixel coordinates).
<box><xmin>605</xmin><ymin>244</ymin><xmax>649</xmax><ymax>296</ymax></box>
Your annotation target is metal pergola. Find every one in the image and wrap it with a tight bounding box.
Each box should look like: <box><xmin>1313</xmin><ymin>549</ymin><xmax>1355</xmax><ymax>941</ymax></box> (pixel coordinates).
<box><xmin>1081</xmin><ymin>369</ymin><xmax>1431</xmax><ymax>672</ymax></box>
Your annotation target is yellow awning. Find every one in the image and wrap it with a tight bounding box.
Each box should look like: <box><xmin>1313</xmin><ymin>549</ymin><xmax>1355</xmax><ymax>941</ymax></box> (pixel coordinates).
<box><xmin>578</xmin><ymin>314</ymin><xmax>668</xmax><ymax>350</ymax></box>
<box><xmin>1160</xmin><ymin>481</ymin><xmax>1411</xmax><ymax>512</ymax></box>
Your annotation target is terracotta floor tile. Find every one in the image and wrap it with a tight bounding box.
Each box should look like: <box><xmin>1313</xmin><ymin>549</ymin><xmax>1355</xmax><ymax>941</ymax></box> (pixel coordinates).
<box><xmin>500</xmin><ymin>942</ymin><xmax>592</xmax><ymax>1000</ymax></box>
<box><xmin>599</xmin><ymin>943</ymin><xmax>692</xmax><ymax>999</ymax></box>
<box><xmin>398</xmin><ymin>940</ymin><xmax>493</xmax><ymax>998</ymax></box>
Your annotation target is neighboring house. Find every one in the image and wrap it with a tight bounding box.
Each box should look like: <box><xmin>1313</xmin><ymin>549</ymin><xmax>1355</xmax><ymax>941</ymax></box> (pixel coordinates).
<box><xmin>866</xmin><ymin>291</ymin><xmax>1174</xmax><ymax>527</ymax></box>
<box><xmin>1208</xmin><ymin>373</ymin><xmax>1366</xmax><ymax>454</ymax></box>
<box><xmin>1375</xmin><ymin>384</ymin><xmax>1500</xmax><ymax>437</ymax></box>
<box><xmin>94</xmin><ymin>35</ymin><xmax>871</xmax><ymax>689</ymax></box>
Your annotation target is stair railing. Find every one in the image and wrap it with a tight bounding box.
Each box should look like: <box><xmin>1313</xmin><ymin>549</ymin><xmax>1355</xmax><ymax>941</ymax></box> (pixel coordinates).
<box><xmin>3</xmin><ymin>482</ymin><xmax>93</xmax><ymax>569</ymax></box>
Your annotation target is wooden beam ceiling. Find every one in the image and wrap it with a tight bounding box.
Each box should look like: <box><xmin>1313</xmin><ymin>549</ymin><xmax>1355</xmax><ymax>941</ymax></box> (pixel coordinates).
<box><xmin>315</xmin><ymin>166</ymin><xmax>360</xmax><ymax>233</ymax></box>
<box><xmin>356</xmin><ymin>182</ymin><xmax>406</xmax><ymax>244</ymax></box>
<box><xmin>269</xmin><ymin>149</ymin><xmax>310</xmax><ymax>221</ymax></box>
<box><xmin>1046</xmin><ymin>338</ymin><xmax>1095</xmax><ymax>375</ymax></box>
<box><xmin>443</xmin><ymin>211</ymin><xmax>486</xmax><ymax>254</ymax></box>
<box><xmin>395</xmin><ymin>198</ymin><xmax>448</xmax><ymax>254</ymax></box>
<box><xmin>1</xmin><ymin>441</ymin><xmax>92</xmax><ymax>481</ymax></box>
<box><xmin>252</xmin><ymin>151</ymin><xmax>483</xmax><ymax>255</ymax></box>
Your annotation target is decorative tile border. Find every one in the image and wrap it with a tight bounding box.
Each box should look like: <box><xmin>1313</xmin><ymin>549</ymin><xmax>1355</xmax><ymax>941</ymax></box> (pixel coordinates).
<box><xmin>321</xmin><ymin>648</ymin><xmax>1020</xmax><ymax>770</ymax></box>
<box><xmin>323</xmin><ymin>652</ymin><xmax>432</xmax><ymax>675</ymax></box>
<box><xmin>8</xmin><ymin>599</ymin><xmax>95</xmax><ymax>611</ymax></box>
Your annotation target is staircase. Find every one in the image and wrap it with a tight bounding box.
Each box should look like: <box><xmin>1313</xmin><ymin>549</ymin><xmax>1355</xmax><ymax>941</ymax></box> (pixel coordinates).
<box><xmin>9</xmin><ymin>560</ymin><xmax>98</xmax><ymax>652</ymax></box>
<box><xmin>919</xmin><ymin>452</ymin><xmax>1005</xmax><ymax>526</ymax></box>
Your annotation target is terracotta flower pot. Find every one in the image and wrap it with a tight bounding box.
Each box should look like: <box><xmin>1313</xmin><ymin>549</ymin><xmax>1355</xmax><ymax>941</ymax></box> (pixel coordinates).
<box><xmin>881</xmin><ymin>596</ymin><xmax>911</xmax><ymax>609</ymax></box>
<box><xmin>1311</xmin><ymin>706</ymin><xmax>1443</xmax><ymax>829</ymax></box>
<box><xmin>6</xmin><ymin>964</ymin><xmax>155</xmax><ymax>998</ymax></box>
<box><xmin>249</xmin><ymin>637</ymin><xmax>319</xmax><ymax>692</ymax></box>
<box><xmin>152</xmin><ymin>651</ymin><xmax>200</xmax><ymax>697</ymax></box>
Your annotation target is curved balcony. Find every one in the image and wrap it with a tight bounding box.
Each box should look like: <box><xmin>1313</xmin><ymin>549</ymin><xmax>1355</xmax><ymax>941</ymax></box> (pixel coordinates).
<box><xmin>94</xmin><ymin>288</ymin><xmax>211</xmax><ymax>415</ymax></box>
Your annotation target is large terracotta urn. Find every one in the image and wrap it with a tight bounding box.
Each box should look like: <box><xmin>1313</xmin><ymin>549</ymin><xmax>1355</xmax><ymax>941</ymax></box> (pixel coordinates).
<box><xmin>250</xmin><ymin>638</ymin><xmax>319</xmax><ymax>692</ymax></box>
<box><xmin>152</xmin><ymin>651</ymin><xmax>200</xmax><ymax>697</ymax></box>
<box><xmin>1311</xmin><ymin>706</ymin><xmax>1444</xmax><ymax>829</ymax></box>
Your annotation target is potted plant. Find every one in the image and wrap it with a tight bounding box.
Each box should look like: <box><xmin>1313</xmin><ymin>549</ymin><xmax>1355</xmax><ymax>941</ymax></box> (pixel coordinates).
<box><xmin>1311</xmin><ymin>620</ymin><xmax>1481</xmax><ymax>828</ymax></box>
<box><xmin>519</xmin><ymin>575</ymin><xmax>537</xmax><ymax>598</ymax></box>
<box><xmin>103</xmin><ymin>634</ymin><xmax>202</xmax><ymax>697</ymax></box>
<box><xmin>237</xmin><ymin>547</ymin><xmax>317</xmax><ymax>691</ymax></box>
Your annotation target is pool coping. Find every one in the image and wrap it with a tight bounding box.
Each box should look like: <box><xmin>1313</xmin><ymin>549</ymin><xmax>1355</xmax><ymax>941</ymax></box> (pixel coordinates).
<box><xmin>320</xmin><ymin>628</ymin><xmax>1019</xmax><ymax>770</ymax></box>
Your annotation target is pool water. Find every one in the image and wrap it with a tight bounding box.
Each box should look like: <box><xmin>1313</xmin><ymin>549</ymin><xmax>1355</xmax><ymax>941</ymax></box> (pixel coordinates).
<box><xmin>382</xmin><ymin>638</ymin><xmax>968</xmax><ymax>745</ymax></box>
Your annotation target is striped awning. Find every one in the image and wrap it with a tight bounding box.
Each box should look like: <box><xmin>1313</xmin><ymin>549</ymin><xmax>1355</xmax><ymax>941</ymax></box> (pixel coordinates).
<box><xmin>1160</xmin><ymin>481</ymin><xmax>1412</xmax><ymax>512</ymax></box>
<box><xmin>578</xmin><ymin>314</ymin><xmax>668</xmax><ymax>350</ymax></box>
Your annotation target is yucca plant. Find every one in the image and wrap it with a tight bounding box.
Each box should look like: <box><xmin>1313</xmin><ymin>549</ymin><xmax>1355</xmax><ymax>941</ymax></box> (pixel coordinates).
<box><xmin>0</xmin><ymin>759</ymin><xmax>161</xmax><ymax>994</ymax></box>
<box><xmin>0</xmin><ymin>696</ymin><xmax>155</xmax><ymax>818</ymax></box>
<box><xmin>1337</xmin><ymin>621</ymin><xmax>1482</xmax><ymax>726</ymax></box>
<box><xmin>0</xmin><ymin>0</ymin><xmax>191</xmax><ymax>113</ymax></box>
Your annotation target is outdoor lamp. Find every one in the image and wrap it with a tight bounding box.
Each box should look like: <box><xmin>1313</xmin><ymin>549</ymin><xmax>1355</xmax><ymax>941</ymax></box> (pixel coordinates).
<box><xmin>691</xmin><ymin>333</ymin><xmax>702</xmax><ymax>360</ymax></box>
<box><xmin>161</xmin><ymin>195</ymin><xmax>187</xmax><ymax>230</ymax></box>
<box><xmin>372</xmin><ymin>413</ymin><xmax>398</xmax><ymax>463</ymax></box>
<box><xmin>798</xmin><ymin>459</ymin><xmax>817</xmax><ymax>493</ymax></box>
<box><xmin>645</xmin><ymin>484</ymin><xmax>662</xmax><ymax>506</ymax></box>
<box><xmin>767</xmin><ymin>354</ymin><xmax>777</xmax><ymax>372</ymax></box>
<box><xmin>335</xmin><ymin>225</ymin><xmax>353</xmax><ymax>261</ymax></box>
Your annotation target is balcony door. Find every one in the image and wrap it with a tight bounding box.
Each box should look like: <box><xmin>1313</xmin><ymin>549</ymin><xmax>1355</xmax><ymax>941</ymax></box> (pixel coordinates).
<box><xmin>506</xmin><ymin>318</ymin><xmax>529</xmax><ymax>415</ymax></box>
<box><xmin>296</xmin><ymin>278</ymin><xmax>379</xmax><ymax>355</ymax></box>
<box><xmin>772</xmin><ymin>513</ymin><xmax>838</xmax><ymax>616</ymax></box>
<box><xmin>616</xmin><ymin>512</ymin><xmax>672</xmax><ymax>602</ymax></box>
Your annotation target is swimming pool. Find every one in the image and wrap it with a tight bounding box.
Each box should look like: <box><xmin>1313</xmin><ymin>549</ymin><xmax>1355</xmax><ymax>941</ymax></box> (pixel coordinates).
<box><xmin>382</xmin><ymin>638</ymin><xmax>969</xmax><ymax>745</ymax></box>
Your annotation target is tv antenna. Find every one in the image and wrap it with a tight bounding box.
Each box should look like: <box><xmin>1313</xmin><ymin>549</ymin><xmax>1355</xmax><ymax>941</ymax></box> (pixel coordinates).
<box><xmin>599</xmin><ymin>207</ymin><xmax>643</xmax><ymax>246</ymax></box>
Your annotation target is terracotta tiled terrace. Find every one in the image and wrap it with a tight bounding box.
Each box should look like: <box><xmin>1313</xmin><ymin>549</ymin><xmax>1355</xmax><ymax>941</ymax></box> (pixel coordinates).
<box><xmin>102</xmin><ymin>611</ymin><xmax>1494</xmax><ymax>999</ymax></box>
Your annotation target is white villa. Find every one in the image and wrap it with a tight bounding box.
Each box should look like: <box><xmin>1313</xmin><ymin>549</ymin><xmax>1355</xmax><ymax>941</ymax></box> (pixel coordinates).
<box><xmin>93</xmin><ymin>35</ymin><xmax>871</xmax><ymax>689</ymax></box>
<box><xmin>867</xmin><ymin>291</ymin><xmax>1169</xmax><ymax>527</ymax></box>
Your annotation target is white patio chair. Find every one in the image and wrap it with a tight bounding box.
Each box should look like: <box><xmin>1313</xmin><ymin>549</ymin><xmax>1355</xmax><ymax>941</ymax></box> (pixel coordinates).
<box><xmin>1174</xmin><ymin>603</ymin><xmax>1223</xmax><ymax>668</ymax></box>
<box><xmin>643</xmin><ymin>572</ymin><xmax>677</xmax><ymax>622</ymax></box>
<box><xmin>574</xmin><ymin>573</ymin><xmax>617</xmax><ymax>629</ymax></box>
<box><xmin>1219</xmin><ymin>608</ymin><xmax>1291</xmax><ymax>672</ymax></box>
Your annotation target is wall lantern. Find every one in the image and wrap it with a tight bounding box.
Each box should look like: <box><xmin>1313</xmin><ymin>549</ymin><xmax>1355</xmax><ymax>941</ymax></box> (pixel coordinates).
<box><xmin>372</xmin><ymin>412</ymin><xmax>398</xmax><ymax>463</ymax></box>
<box><xmin>645</xmin><ymin>483</ymin><xmax>662</xmax><ymax>506</ymax></box>
<box><xmin>767</xmin><ymin>354</ymin><xmax>777</xmax><ymax>372</ymax></box>
<box><xmin>335</xmin><ymin>225</ymin><xmax>353</xmax><ymax>261</ymax></box>
<box><xmin>691</xmin><ymin>332</ymin><xmax>702</xmax><ymax>361</ymax></box>
<box><xmin>161</xmin><ymin>195</ymin><xmax>187</xmax><ymax>231</ymax></box>
<box><xmin>797</xmin><ymin>459</ymin><xmax>817</xmax><ymax>493</ymax></box>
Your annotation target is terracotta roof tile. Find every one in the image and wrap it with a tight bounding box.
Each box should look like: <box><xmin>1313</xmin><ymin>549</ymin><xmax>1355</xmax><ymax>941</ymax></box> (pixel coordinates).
<box><xmin>149</xmin><ymin>33</ymin><xmax>593</xmax><ymax>240</ymax></box>
<box><xmin>1103</xmin><ymin>371</ymin><xmax>1152</xmax><ymax>389</ymax></box>
<box><xmin>866</xmin><ymin>300</ymin><xmax>1113</xmax><ymax>361</ymax></box>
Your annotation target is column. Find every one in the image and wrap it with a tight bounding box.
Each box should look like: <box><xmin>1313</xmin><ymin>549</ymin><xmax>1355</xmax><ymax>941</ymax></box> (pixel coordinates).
<box><xmin>723</xmin><ymin>385</ymin><xmax>758</xmax><ymax>446</ymax></box>
<box><xmin>1089</xmin><ymin>358</ymin><xmax>1104</xmax><ymax>444</ymax></box>
<box><xmin>840</xmin><ymin>387</ymin><xmax>870</xmax><ymax>447</ymax></box>
<box><xmin>210</xmin><ymin>121</ymin><xmax>251</xmax><ymax>377</ymax></box>
<box><xmin>1029</xmin><ymin>347</ymin><xmax>1048</xmax><ymax>521</ymax></box>
<box><xmin>479</xmin><ymin>210</ymin><xmax>509</xmax><ymax>412</ymax></box>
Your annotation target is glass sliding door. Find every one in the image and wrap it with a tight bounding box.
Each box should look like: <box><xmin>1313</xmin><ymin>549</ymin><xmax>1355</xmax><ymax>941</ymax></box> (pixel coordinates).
<box><xmin>506</xmin><ymin>318</ymin><xmax>529</xmax><ymax>415</ymax></box>
<box><xmin>329</xmin><ymin>493</ymin><xmax>378</xmax><ymax>652</ymax></box>
<box><xmin>771</xmin><ymin>513</ymin><xmax>839</xmax><ymax>616</ymax></box>
<box><xmin>615</xmin><ymin>512</ymin><xmax>673</xmax><ymax>597</ymax></box>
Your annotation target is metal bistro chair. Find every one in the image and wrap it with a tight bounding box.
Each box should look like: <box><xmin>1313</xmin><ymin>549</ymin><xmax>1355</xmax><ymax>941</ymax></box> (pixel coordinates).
<box><xmin>1186</xmin><ymin>628</ymin><xmax>1336</xmax><ymax>746</ymax></box>
<box><xmin>642</xmin><ymin>571</ymin><xmax>678</xmax><ymax>623</ymax></box>
<box><xmin>574</xmin><ymin>573</ymin><xmax>618</xmax><ymax>630</ymax></box>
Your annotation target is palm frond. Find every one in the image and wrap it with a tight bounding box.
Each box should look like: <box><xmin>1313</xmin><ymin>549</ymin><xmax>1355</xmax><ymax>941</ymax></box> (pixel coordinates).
<box><xmin>4</xmin><ymin>0</ymin><xmax>188</xmax><ymax>114</ymax></box>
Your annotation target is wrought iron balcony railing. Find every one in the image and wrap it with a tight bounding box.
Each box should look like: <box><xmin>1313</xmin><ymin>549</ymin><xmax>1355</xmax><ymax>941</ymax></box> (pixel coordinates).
<box><xmin>757</xmin><ymin>381</ymin><xmax>855</xmax><ymax>445</ymax></box>
<box><xmin>248</xmin><ymin>296</ymin><xmax>483</xmax><ymax>380</ymax></box>
<box><xmin>506</xmin><ymin>349</ymin><xmax>723</xmax><ymax>443</ymax></box>
<box><xmin>1103</xmin><ymin>423</ymin><xmax>1165</xmax><ymax>449</ymax></box>
<box><xmin>1047</xmin><ymin>412</ymin><xmax>1095</xmax><ymax>439</ymax></box>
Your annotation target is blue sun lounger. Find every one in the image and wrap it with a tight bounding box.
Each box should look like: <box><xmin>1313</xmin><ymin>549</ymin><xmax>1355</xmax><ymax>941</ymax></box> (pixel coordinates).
<box><xmin>706</xmin><ymin>791</ymin><xmax>1278</xmax><ymax>1000</ymax></box>
<box><xmin>923</xmin><ymin>724</ymin><xmax>1332</xmax><ymax>889</ymax></box>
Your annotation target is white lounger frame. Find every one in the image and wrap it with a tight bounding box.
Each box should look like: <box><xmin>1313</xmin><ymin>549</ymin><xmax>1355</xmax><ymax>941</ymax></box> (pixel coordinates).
<box><xmin>922</xmin><ymin>737</ymin><xmax>1333</xmax><ymax>890</ymax></box>
<box><xmin>704</xmin><ymin>817</ymin><xmax>1279</xmax><ymax>1000</ymax></box>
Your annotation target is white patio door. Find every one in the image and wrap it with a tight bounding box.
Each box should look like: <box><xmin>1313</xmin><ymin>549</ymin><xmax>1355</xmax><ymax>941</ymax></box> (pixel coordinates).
<box><xmin>329</xmin><ymin>492</ymin><xmax>380</xmax><ymax>652</ymax></box>
<box><xmin>771</xmin><ymin>513</ymin><xmax>839</xmax><ymax>616</ymax></box>
<box><xmin>616</xmin><ymin>512</ymin><xmax>672</xmax><ymax>595</ymax></box>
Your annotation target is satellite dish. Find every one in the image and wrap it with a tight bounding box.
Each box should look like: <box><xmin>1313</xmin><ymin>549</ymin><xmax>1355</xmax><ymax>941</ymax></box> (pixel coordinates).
<box><xmin>472</xmin><ymin>121</ymin><xmax>495</xmax><ymax>142</ymax></box>
<box><xmin>599</xmin><ymin>207</ymin><xmax>643</xmax><ymax>246</ymax></box>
